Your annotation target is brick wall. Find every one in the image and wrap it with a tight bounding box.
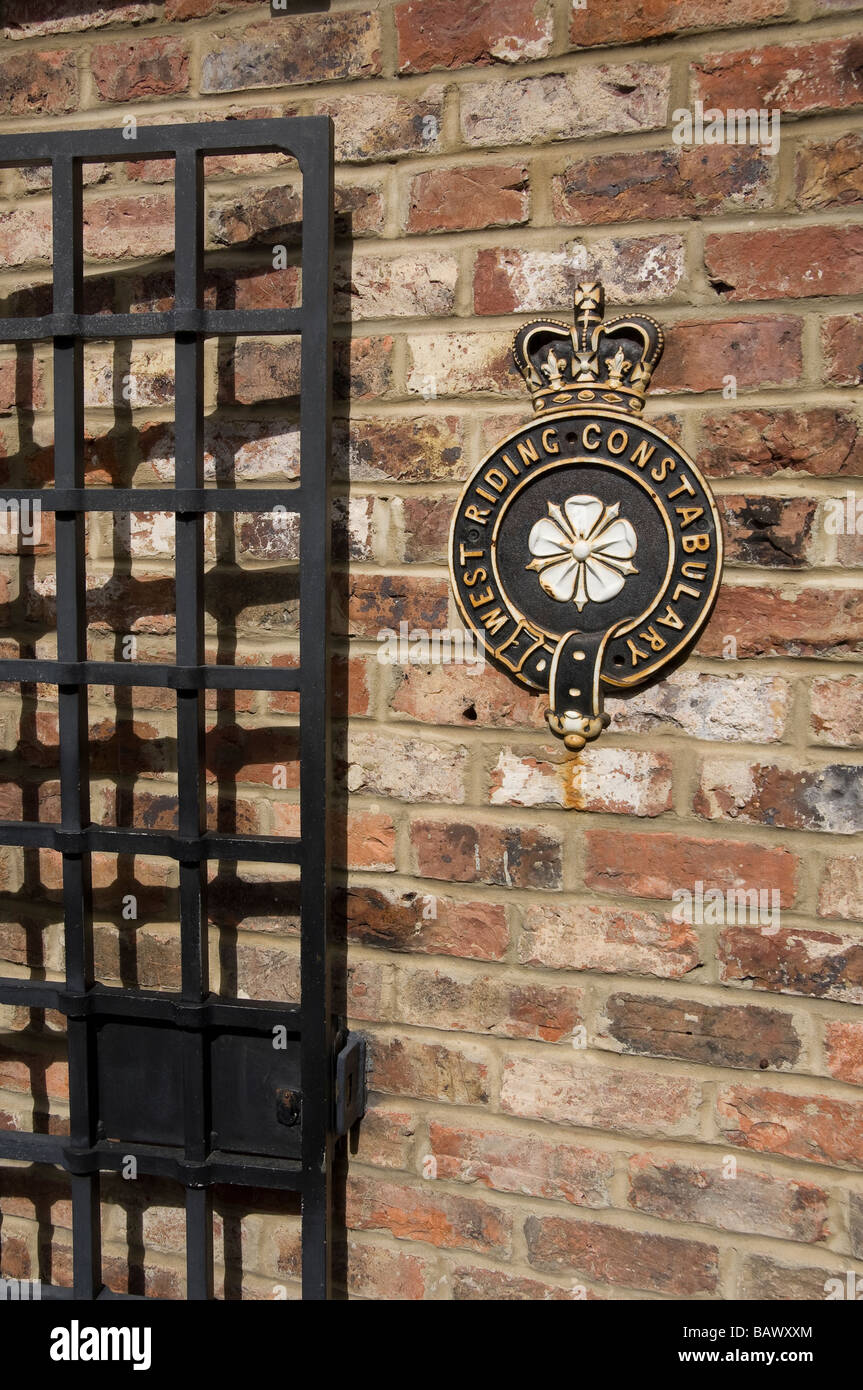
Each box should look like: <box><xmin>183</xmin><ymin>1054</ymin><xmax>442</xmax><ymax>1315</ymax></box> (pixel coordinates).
<box><xmin>1</xmin><ymin>0</ymin><xmax>863</xmax><ymax>1301</ymax></box>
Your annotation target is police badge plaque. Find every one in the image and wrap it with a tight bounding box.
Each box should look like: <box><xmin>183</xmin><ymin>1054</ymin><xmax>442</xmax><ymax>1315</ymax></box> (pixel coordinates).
<box><xmin>449</xmin><ymin>282</ymin><xmax>723</xmax><ymax>750</ymax></box>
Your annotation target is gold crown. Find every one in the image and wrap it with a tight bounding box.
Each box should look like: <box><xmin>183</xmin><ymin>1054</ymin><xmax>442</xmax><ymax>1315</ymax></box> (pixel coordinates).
<box><xmin>512</xmin><ymin>282</ymin><xmax>664</xmax><ymax>416</ymax></box>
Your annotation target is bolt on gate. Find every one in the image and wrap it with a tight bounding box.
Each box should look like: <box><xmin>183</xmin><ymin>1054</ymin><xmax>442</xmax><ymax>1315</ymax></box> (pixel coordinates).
<box><xmin>0</xmin><ymin>118</ymin><xmax>365</xmax><ymax>1301</ymax></box>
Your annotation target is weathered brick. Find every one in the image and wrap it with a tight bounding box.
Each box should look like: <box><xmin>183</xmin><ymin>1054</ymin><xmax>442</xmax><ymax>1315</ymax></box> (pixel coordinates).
<box><xmin>796</xmin><ymin>132</ymin><xmax>863</xmax><ymax>210</ymax></box>
<box><xmin>720</xmin><ymin>495</ymin><xmax>816</xmax><ymax>568</ymax></box>
<box><xmin>201</xmin><ymin>13</ymin><xmax>381</xmax><ymax>93</ymax></box>
<box><xmin>272</xmin><ymin>805</ymin><xmax>396</xmax><ymax>872</ymax></box>
<box><xmin>553</xmin><ymin>145</ymin><xmax>774</xmax><ymax>224</ymax></box>
<box><xmin>0</xmin><ymin>47</ymin><xmax>78</xmax><ymax>115</ymax></box>
<box><xmin>3</xmin><ymin>2</ymin><xmax>153</xmax><ymax>38</ymax></box>
<box><xmin>390</xmin><ymin>963</ymin><xmax>582</xmax><ymax>1041</ymax></box>
<box><xmin>520</xmin><ymin>902</ymin><xmax>700</xmax><ymax>978</ymax></box>
<box><xmin>812</xmin><ymin>676</ymin><xmax>863</xmax><ymax>747</ymax></box>
<box><xmin>822</xmin><ymin>313</ymin><xmax>863</xmax><ymax>386</ymax></box>
<box><xmin>406</xmin><ymin>331</ymin><xmax>521</xmax><ymax>397</ymax></box>
<box><xmin>738</xmin><ymin>1253</ymin><xmax>862</xmax><ymax>1301</ymax></box>
<box><xmin>473</xmin><ymin>235</ymin><xmax>684</xmax><ymax>314</ymax></box>
<box><xmin>166</xmin><ymin>0</ymin><xmax>257</xmax><ymax>15</ymax></box>
<box><xmin>347</xmin><ymin>1175</ymin><xmax>511</xmax><ymax>1255</ymax></box>
<box><xmin>585</xmin><ymin>829</ymin><xmax>799</xmax><ymax>905</ymax></box>
<box><xmin>698</xmin><ymin>584</ymin><xmax>863</xmax><ymax>659</ymax></box>
<box><xmin>825</xmin><ymin>1021</ymin><xmax>863</xmax><ymax>1085</ymax></box>
<box><xmin>607</xmin><ymin>670</ymin><xmax>791</xmax><ymax>743</ymax></box>
<box><xmin>341</xmin><ymin>885</ymin><xmax>509</xmax><ymax>961</ymax></box>
<box><xmin>369</xmin><ymin>1034</ymin><xmax>491</xmax><ymax>1105</ymax></box>
<box><xmin>599</xmin><ymin>992</ymin><xmax>801</xmax><ymax>1070</ymax></box>
<box><xmin>411</xmin><ymin>817</ymin><xmax>562</xmax><ymax>890</ymax></box>
<box><xmin>571</xmin><ymin>0</ymin><xmax>788</xmax><ymax>46</ymax></box>
<box><xmin>398</xmin><ymin>494</ymin><xmax>456</xmax><ymax>563</ymax></box>
<box><xmin>391</xmin><ymin>661</ymin><xmax>546</xmax><ymax>730</ymax></box>
<box><xmin>0</xmin><ymin>206</ymin><xmax>51</xmax><ymax>268</ymax></box>
<box><xmin>720</xmin><ymin>925</ymin><xmax>863</xmax><ymax>1005</ymax></box>
<box><xmin>819</xmin><ymin>852</ymin><xmax>863</xmax><ymax>920</ymax></box>
<box><xmin>525</xmin><ymin>1214</ymin><xmax>719</xmax><ymax>1295</ymax></box>
<box><xmin>90</xmin><ymin>37</ymin><xmax>189</xmax><ymax>102</ymax></box>
<box><xmin>501</xmin><ymin>1055</ymin><xmax>701</xmax><ymax>1136</ymax></box>
<box><xmin>428</xmin><ymin>1120</ymin><xmax>612</xmax><ymax>1205</ymax></box>
<box><xmin>334</xmin><ymin>252</ymin><xmax>458</xmax><ymax>322</ymax></box>
<box><xmin>698</xmin><ymin>407</ymin><xmax>863</xmax><ymax>478</ymax></box>
<box><xmin>705</xmin><ymin>226</ymin><xmax>863</xmax><ymax>300</ymax></box>
<box><xmin>335</xmin><ymin>416</ymin><xmax>465</xmax><ymax>483</ymax></box>
<box><xmin>451</xmin><ymin>1266</ymin><xmax>583</xmax><ymax>1300</ymax></box>
<box><xmin>346</xmin><ymin>1238</ymin><xmax>434</xmax><ymax>1301</ymax></box>
<box><xmin>351</xmin><ymin>1107</ymin><xmax>416</xmax><ymax>1170</ymax></box>
<box><xmin>345</xmin><ymin>574</ymin><xmax>449</xmax><ymax>638</ymax></box>
<box><xmin>489</xmin><ymin>745</ymin><xmax>673</xmax><ymax>816</ymax></box>
<box><xmin>82</xmin><ymin>193</ymin><xmax>175</xmax><ymax>261</ymax></box>
<box><xmin>396</xmin><ymin>0</ymin><xmax>553</xmax><ymax>73</ymax></box>
<box><xmin>652</xmin><ymin>316</ymin><xmax>802</xmax><ymax>393</ymax></box>
<box><xmin>628</xmin><ymin>1155</ymin><xmax>828</xmax><ymax>1242</ymax></box>
<box><xmin>694</xmin><ymin>38</ymin><xmax>863</xmax><ymax>118</ymax></box>
<box><xmin>314</xmin><ymin>88</ymin><xmax>445</xmax><ymax>164</ymax></box>
<box><xmin>346</xmin><ymin>730</ymin><xmax>468</xmax><ymax>804</ymax></box>
<box><xmin>696</xmin><ymin>758</ymin><xmax>863</xmax><ymax>835</ymax></box>
<box><xmin>460</xmin><ymin>64</ymin><xmax>670</xmax><ymax>148</ymax></box>
<box><xmin>718</xmin><ymin>1085</ymin><xmax>863</xmax><ymax>1167</ymax></box>
<box><xmin>406</xmin><ymin>164</ymin><xmax>529</xmax><ymax>234</ymax></box>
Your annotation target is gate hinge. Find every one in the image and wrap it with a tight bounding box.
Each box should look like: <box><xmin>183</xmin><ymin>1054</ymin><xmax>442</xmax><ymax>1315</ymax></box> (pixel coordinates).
<box><xmin>335</xmin><ymin>1031</ymin><xmax>367</xmax><ymax>1137</ymax></box>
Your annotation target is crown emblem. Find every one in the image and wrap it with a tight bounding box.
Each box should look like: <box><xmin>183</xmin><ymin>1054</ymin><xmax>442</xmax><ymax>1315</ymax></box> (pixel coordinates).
<box><xmin>512</xmin><ymin>282</ymin><xmax>664</xmax><ymax>416</ymax></box>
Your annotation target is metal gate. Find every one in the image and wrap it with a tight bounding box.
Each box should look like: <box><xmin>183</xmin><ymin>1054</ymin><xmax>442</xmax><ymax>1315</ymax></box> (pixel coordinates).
<box><xmin>0</xmin><ymin>118</ymin><xmax>362</xmax><ymax>1301</ymax></box>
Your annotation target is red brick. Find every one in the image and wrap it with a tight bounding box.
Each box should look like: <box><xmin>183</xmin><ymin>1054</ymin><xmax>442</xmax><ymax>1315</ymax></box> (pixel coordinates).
<box><xmin>698</xmin><ymin>408</ymin><xmax>863</xmax><ymax>479</ymax></box>
<box><xmin>411</xmin><ymin>817</ymin><xmax>562</xmax><ymax>890</ymax></box>
<box><xmin>720</xmin><ymin>925</ymin><xmax>863</xmax><ymax>1005</ymax></box>
<box><xmin>501</xmin><ymin>1055</ymin><xmax>701</xmax><ymax>1137</ymax></box>
<box><xmin>407</xmin><ymin>331</ymin><xmax>521</xmax><ymax>397</ymax></box>
<box><xmin>334</xmin><ymin>251</ymin><xmax>458</xmax><ymax>322</ymax></box>
<box><xmin>796</xmin><ymin>132</ymin><xmax>863</xmax><ymax>210</ymax></box>
<box><xmin>341</xmin><ymin>885</ymin><xmax>508</xmax><ymax>962</ymax></box>
<box><xmin>819</xmin><ymin>852</ymin><xmax>863</xmax><ymax>920</ymax></box>
<box><xmin>90</xmin><ymin>37</ymin><xmax>189</xmax><ymax>102</ymax></box>
<box><xmin>272</xmin><ymin>806</ymin><xmax>395</xmax><ymax>873</ymax></box>
<box><xmin>739</xmin><ymin>1253</ymin><xmax>862</xmax><ymax>1301</ymax></box>
<box><xmin>694</xmin><ymin>38</ymin><xmax>863</xmax><ymax>117</ymax></box>
<box><xmin>720</xmin><ymin>494</ymin><xmax>816</xmax><ymax>567</ymax></box>
<box><xmin>553</xmin><ymin>145</ymin><xmax>774</xmax><ymax>224</ymax></box>
<box><xmin>369</xmin><ymin>1034</ymin><xmax>491</xmax><ymax>1105</ymax></box>
<box><xmin>698</xmin><ymin>584</ymin><xmax>863</xmax><ymax>659</ymax></box>
<box><xmin>825</xmin><ymin>1021</ymin><xmax>863</xmax><ymax>1085</ymax></box>
<box><xmin>352</xmin><ymin>1109</ymin><xmax>416</xmax><ymax>1171</ymax></box>
<box><xmin>391</xmin><ymin>662</ymin><xmax>546</xmax><ymax>731</ymax></box>
<box><xmin>628</xmin><ymin>1156</ymin><xmax>828</xmax><ymax>1242</ymax></box>
<box><xmin>706</xmin><ymin>226</ymin><xmax>863</xmax><ymax>301</ymax></box>
<box><xmin>696</xmin><ymin>758</ymin><xmax>863</xmax><ymax>835</ymax></box>
<box><xmin>346</xmin><ymin>1238</ymin><xmax>433</xmax><ymax>1301</ymax></box>
<box><xmin>718</xmin><ymin>1085</ymin><xmax>863</xmax><ymax>1167</ymax></box>
<box><xmin>396</xmin><ymin>0</ymin><xmax>552</xmax><ymax>73</ymax></box>
<box><xmin>822</xmin><ymin>313</ymin><xmax>863</xmax><ymax>386</ymax></box>
<box><xmin>0</xmin><ymin>47</ymin><xmax>78</xmax><ymax>115</ymax></box>
<box><xmin>525</xmin><ymin>1214</ymin><xmax>718</xmax><ymax>1295</ymax></box>
<box><xmin>391</xmin><ymin>962</ymin><xmax>582</xmax><ymax>1042</ymax></box>
<box><xmin>452</xmin><ymin>1266</ymin><xmax>585</xmax><ymax>1300</ymax></box>
<box><xmin>599</xmin><ymin>992</ymin><xmax>801</xmax><ymax>1070</ymax></box>
<box><xmin>82</xmin><ymin>193</ymin><xmax>175</xmax><ymax>261</ymax></box>
<box><xmin>345</xmin><ymin>574</ymin><xmax>449</xmax><ymax>638</ymax></box>
<box><xmin>3</xmin><ymin>2</ymin><xmax>152</xmax><ymax>37</ymax></box>
<box><xmin>314</xmin><ymin>89</ymin><xmax>445</xmax><ymax>164</ymax></box>
<box><xmin>571</xmin><ymin>0</ymin><xmax>787</xmax><ymax>46</ymax></box>
<box><xmin>652</xmin><ymin>316</ymin><xmax>802</xmax><ymax>393</ymax></box>
<box><xmin>585</xmin><ymin>829</ymin><xmax>799</xmax><ymax>905</ymax></box>
<box><xmin>347</xmin><ymin>1175</ymin><xmax>511</xmax><ymax>1255</ymax></box>
<box><xmin>428</xmin><ymin>1120</ymin><xmax>612</xmax><ymax>1206</ymax></box>
<box><xmin>201</xmin><ymin>13</ymin><xmax>382</xmax><ymax>94</ymax></box>
<box><xmin>166</xmin><ymin>0</ymin><xmax>258</xmax><ymax>16</ymax></box>
<box><xmin>406</xmin><ymin>164</ymin><xmax>530</xmax><ymax>234</ymax></box>
<box><xmin>520</xmin><ymin>902</ymin><xmax>700</xmax><ymax>978</ymax></box>
<box><xmin>399</xmin><ymin>494</ymin><xmax>456</xmax><ymax>564</ymax></box>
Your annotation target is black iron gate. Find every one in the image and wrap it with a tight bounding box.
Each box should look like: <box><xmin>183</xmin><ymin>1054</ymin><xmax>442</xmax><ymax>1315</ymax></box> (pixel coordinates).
<box><xmin>0</xmin><ymin>118</ymin><xmax>362</xmax><ymax>1301</ymax></box>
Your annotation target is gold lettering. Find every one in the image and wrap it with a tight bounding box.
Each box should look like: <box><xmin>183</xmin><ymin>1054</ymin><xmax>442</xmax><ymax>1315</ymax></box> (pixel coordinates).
<box><xmin>583</xmin><ymin>422</ymin><xmax>602</xmax><ymax>450</ymax></box>
<box><xmin>501</xmin><ymin>452</ymin><xmax>520</xmax><ymax>476</ymax></box>
<box><xmin>672</xmin><ymin>582</ymin><xmax>701</xmax><ymax>602</ymax></box>
<box><xmin>638</xmin><ymin>626</ymin><xmax>667</xmax><ymax>652</ymax></box>
<box><xmin>656</xmin><ymin>604</ymin><xmax>684</xmax><ymax>630</ymax></box>
<box><xmin>517</xmin><ymin>438</ymin><xmax>540</xmax><ymax>467</ymax></box>
<box><xmin>459</xmin><ymin>545</ymin><xmax>484</xmax><ymax>565</ymax></box>
<box><xmin>651</xmin><ymin>456</ymin><xmax>675</xmax><ymax>483</ymax></box>
<box><xmin>484</xmin><ymin>468</ymin><xmax>509</xmax><ymax>492</ymax></box>
<box><xmin>607</xmin><ymin>428</ymin><xmax>629</xmax><ymax>455</ymax></box>
<box><xmin>464</xmin><ymin>505</ymin><xmax>489</xmax><ymax>525</ymax></box>
<box><xmin>462</xmin><ymin>568</ymin><xmax>487</xmax><ymax>587</ymax></box>
<box><xmin>479</xmin><ymin>606</ymin><xmax>509</xmax><ymax>635</ymax></box>
<box><xmin>676</xmin><ymin>505</ymin><xmax>705</xmax><ymax>528</ymax></box>
<box><xmin>629</xmin><ymin>441</ymin><xmax>655</xmax><ymax>471</ymax></box>
<box><xmin>682</xmin><ymin>533</ymin><xmax>711</xmax><ymax>553</ymax></box>
<box><xmin>681</xmin><ymin>560</ymin><xmax>708</xmax><ymax>579</ymax></box>
<box><xmin>542</xmin><ymin>428</ymin><xmax>559</xmax><ymax>455</ymax></box>
<box><xmin>667</xmin><ymin>474</ymin><xmax>696</xmax><ymax>500</ymax></box>
<box><xmin>476</xmin><ymin>486</ymin><xmax>497</xmax><ymax>504</ymax></box>
<box><xmin>627</xmin><ymin>639</ymin><xmax>649</xmax><ymax>665</ymax></box>
<box><xmin>469</xmin><ymin>585</ymin><xmax>494</xmax><ymax>608</ymax></box>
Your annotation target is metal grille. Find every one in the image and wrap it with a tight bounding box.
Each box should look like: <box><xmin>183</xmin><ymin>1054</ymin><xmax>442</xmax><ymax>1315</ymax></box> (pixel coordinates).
<box><xmin>0</xmin><ymin>118</ymin><xmax>358</xmax><ymax>1301</ymax></box>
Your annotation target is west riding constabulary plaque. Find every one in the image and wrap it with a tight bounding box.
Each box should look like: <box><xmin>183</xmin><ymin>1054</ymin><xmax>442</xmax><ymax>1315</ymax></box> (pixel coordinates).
<box><xmin>449</xmin><ymin>282</ymin><xmax>723</xmax><ymax>750</ymax></box>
